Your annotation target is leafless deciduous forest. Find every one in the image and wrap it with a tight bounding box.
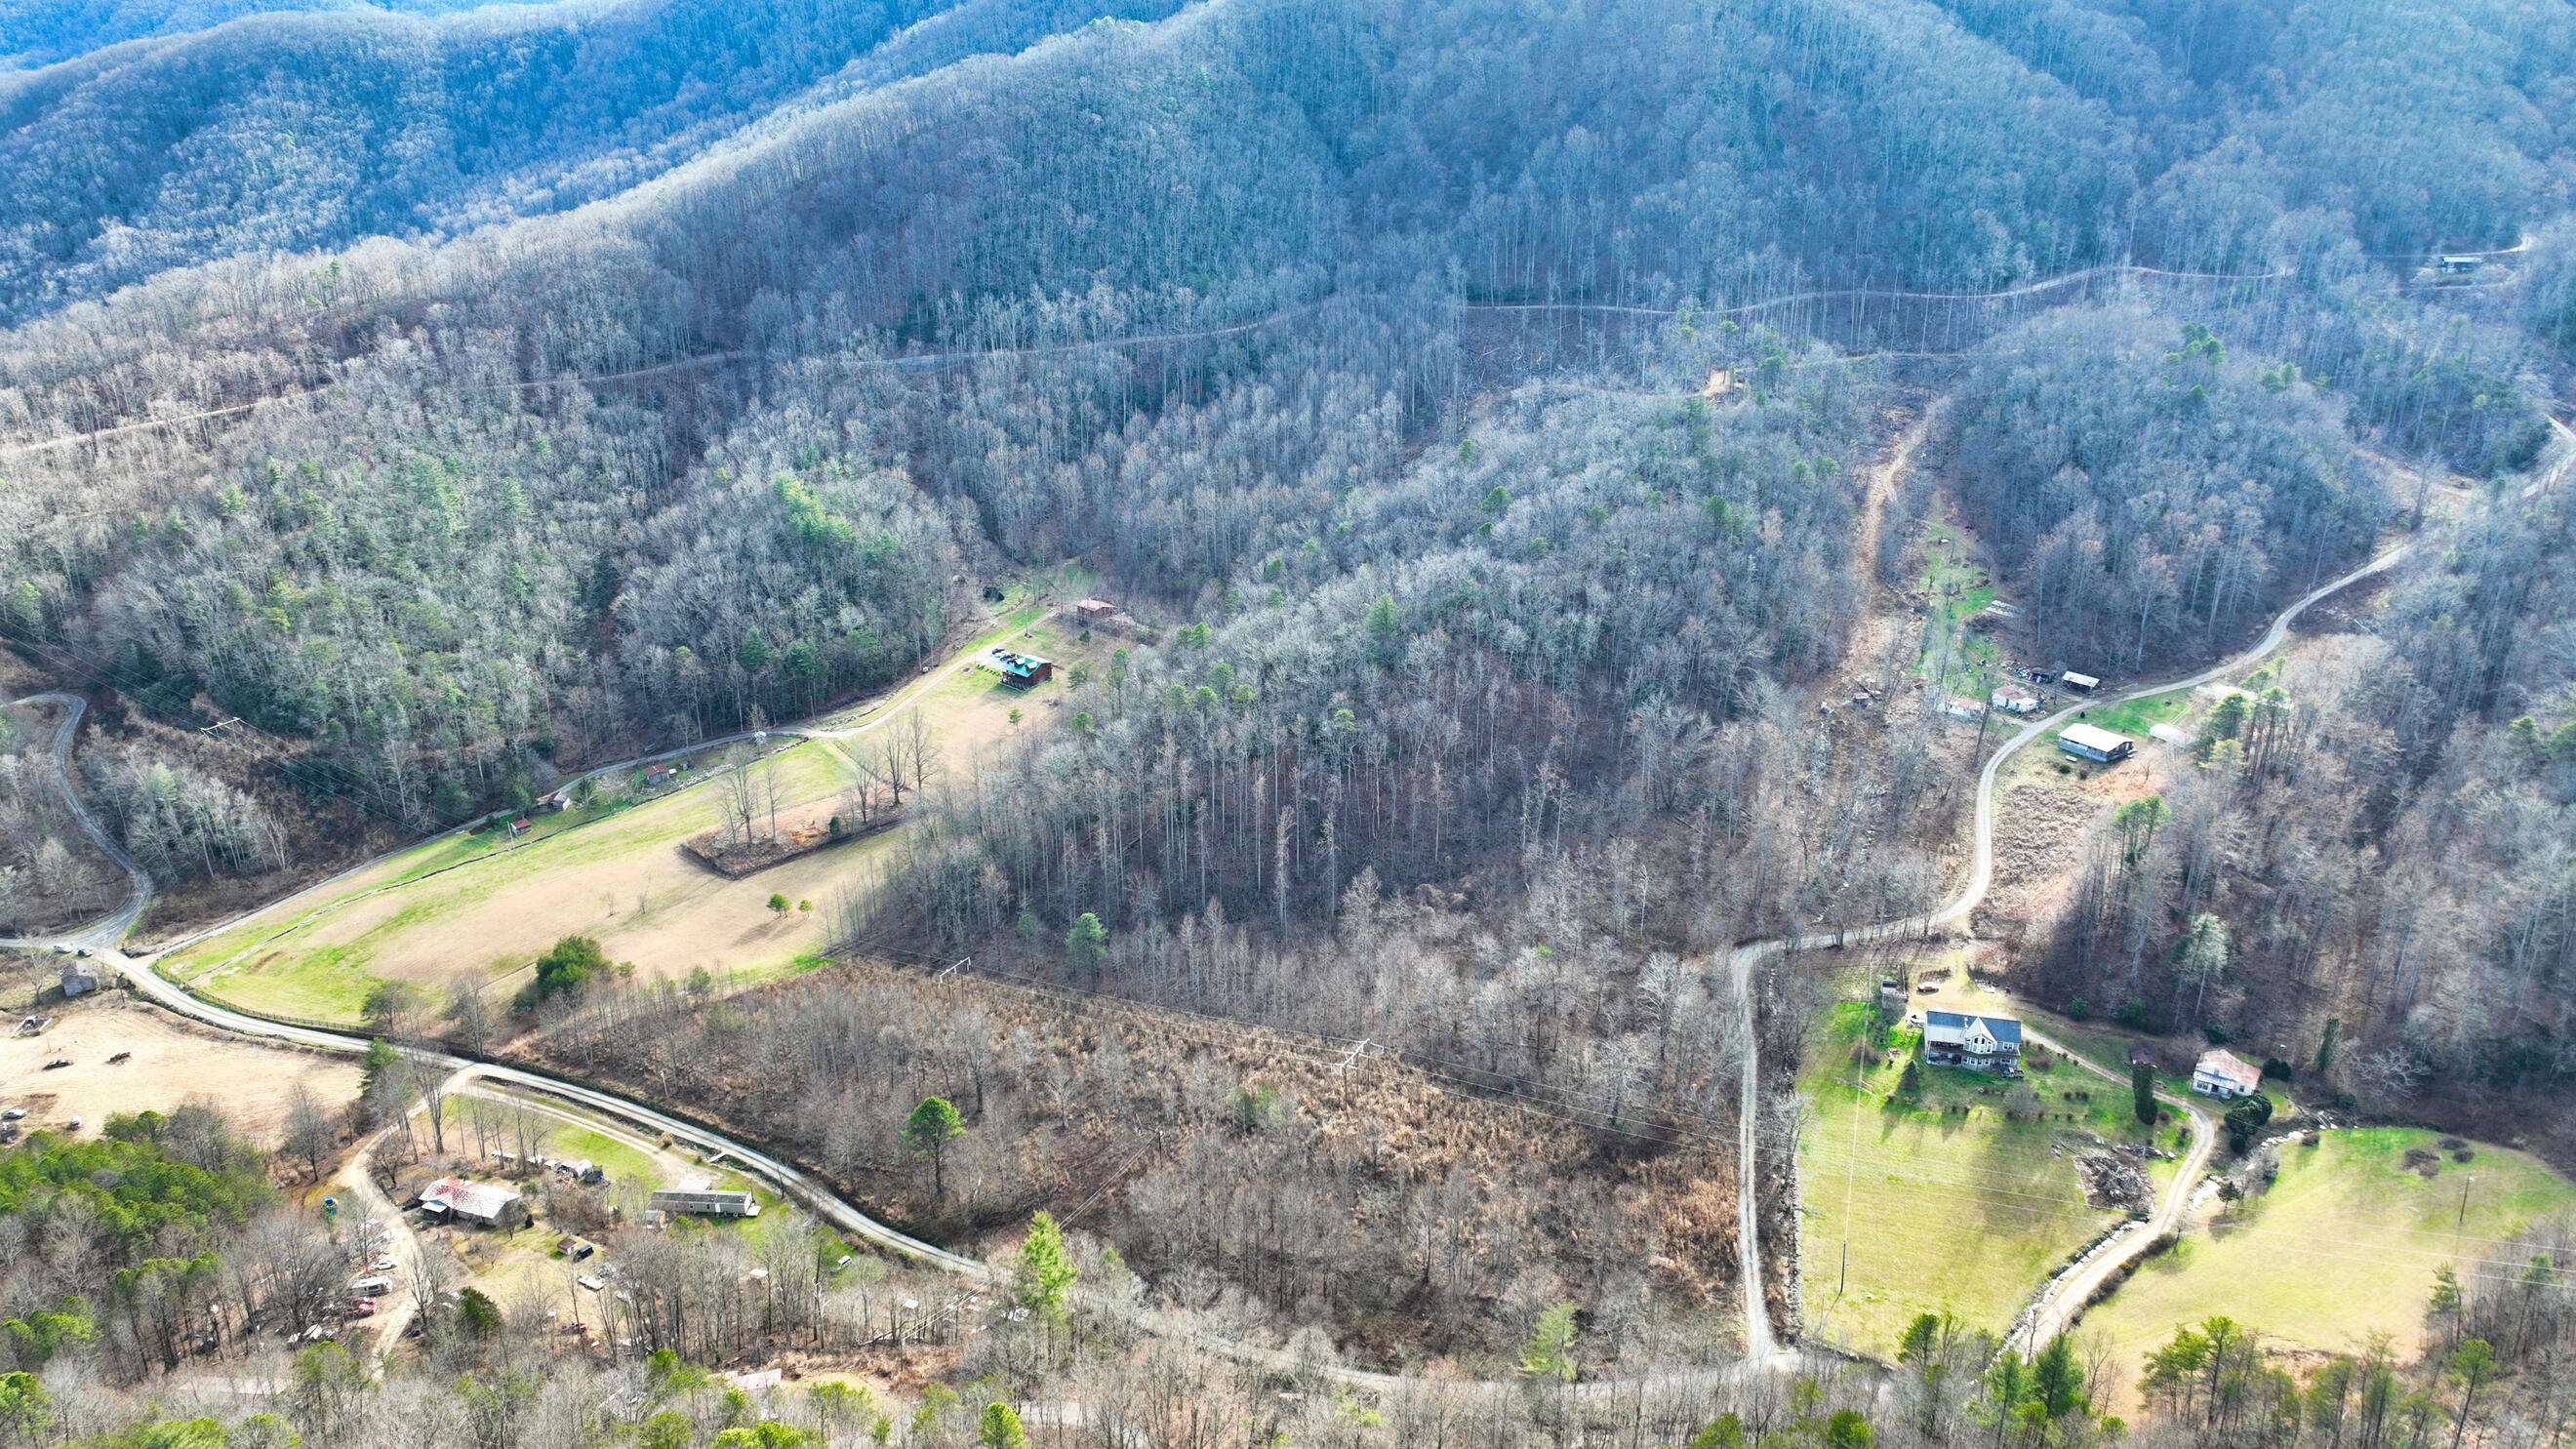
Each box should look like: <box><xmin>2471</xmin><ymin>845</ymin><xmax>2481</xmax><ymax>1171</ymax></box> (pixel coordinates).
<box><xmin>6</xmin><ymin>0</ymin><xmax>2576</xmax><ymax>1441</ymax></box>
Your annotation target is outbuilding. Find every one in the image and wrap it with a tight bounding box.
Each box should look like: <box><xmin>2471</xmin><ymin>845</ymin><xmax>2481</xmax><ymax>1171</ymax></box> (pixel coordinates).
<box><xmin>2059</xmin><ymin>670</ymin><xmax>2102</xmax><ymax>693</ymax></box>
<box><xmin>649</xmin><ymin>1187</ymin><xmax>761</xmax><ymax>1219</ymax></box>
<box><xmin>1075</xmin><ymin>598</ymin><xmax>1118</xmax><ymax>622</ymax></box>
<box><xmin>2436</xmin><ymin>255</ymin><xmax>2484</xmax><ymax>276</ymax></box>
<box><xmin>60</xmin><ymin>960</ymin><xmax>101</xmax><ymax>997</ymax></box>
<box><xmin>2057</xmin><ymin>722</ymin><xmax>2135</xmax><ymax>764</ymax></box>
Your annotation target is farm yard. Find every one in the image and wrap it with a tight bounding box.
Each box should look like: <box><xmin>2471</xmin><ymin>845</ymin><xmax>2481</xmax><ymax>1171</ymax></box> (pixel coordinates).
<box><xmin>149</xmin><ymin>580</ymin><xmax>1117</xmax><ymax>1028</ymax></box>
<box><xmin>0</xmin><ymin>996</ymin><xmax>359</xmax><ymax>1147</ymax></box>
<box><xmin>1794</xmin><ymin>995</ymin><xmax>2179</xmax><ymax>1358</ymax></box>
<box><xmin>2080</xmin><ymin>1127</ymin><xmax>2576</xmax><ymax>1397</ymax></box>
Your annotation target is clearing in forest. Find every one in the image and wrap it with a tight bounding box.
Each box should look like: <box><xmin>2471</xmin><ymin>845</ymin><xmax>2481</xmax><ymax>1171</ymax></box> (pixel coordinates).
<box><xmin>1911</xmin><ymin>497</ymin><xmax>2006</xmax><ymax>700</ymax></box>
<box><xmin>2081</xmin><ymin>1128</ymin><xmax>2576</xmax><ymax>1372</ymax></box>
<box><xmin>1795</xmin><ymin>995</ymin><xmax>2179</xmax><ymax>1359</ymax></box>
<box><xmin>153</xmin><ymin>585</ymin><xmax>1114</xmax><ymax>1026</ymax></box>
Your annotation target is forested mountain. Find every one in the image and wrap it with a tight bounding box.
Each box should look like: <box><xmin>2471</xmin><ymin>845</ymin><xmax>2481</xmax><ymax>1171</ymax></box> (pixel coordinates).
<box><xmin>0</xmin><ymin>0</ymin><xmax>1187</xmax><ymax>317</ymax></box>
<box><xmin>0</xmin><ymin>0</ymin><xmax>491</xmax><ymax>70</ymax></box>
<box><xmin>6</xmin><ymin>0</ymin><xmax>2576</xmax><ymax>1439</ymax></box>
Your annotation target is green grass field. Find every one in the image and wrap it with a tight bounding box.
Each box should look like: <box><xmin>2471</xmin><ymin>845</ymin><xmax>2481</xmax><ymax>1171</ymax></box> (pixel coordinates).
<box><xmin>158</xmin><ymin>740</ymin><xmax>810</xmax><ymax>1021</ymax></box>
<box><xmin>1912</xmin><ymin>500</ymin><xmax>2005</xmax><ymax>697</ymax></box>
<box><xmin>1797</xmin><ymin>1002</ymin><xmax>2171</xmax><ymax>1357</ymax></box>
<box><xmin>156</xmin><ymin>578</ymin><xmax>1104</xmax><ymax>1026</ymax></box>
<box><xmin>2082</xmin><ymin>1127</ymin><xmax>2576</xmax><ymax>1372</ymax></box>
<box><xmin>2069</xmin><ymin>688</ymin><xmax>2194</xmax><ymax>745</ymax></box>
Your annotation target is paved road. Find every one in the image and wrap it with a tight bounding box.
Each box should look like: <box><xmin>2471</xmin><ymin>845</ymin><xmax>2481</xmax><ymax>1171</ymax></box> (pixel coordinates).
<box><xmin>20</xmin><ymin>419</ymin><xmax>2575</xmax><ymax>1377</ymax></box>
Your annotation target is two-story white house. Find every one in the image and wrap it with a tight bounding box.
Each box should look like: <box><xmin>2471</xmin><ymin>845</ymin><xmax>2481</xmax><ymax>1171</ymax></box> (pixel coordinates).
<box><xmin>2192</xmin><ymin>1048</ymin><xmax>2264</xmax><ymax>1100</ymax></box>
<box><xmin>1922</xmin><ymin>1011</ymin><xmax>2024</xmax><ymax>1075</ymax></box>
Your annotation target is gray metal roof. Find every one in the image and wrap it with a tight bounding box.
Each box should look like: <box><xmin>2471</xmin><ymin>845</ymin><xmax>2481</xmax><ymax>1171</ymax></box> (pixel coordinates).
<box><xmin>1923</xmin><ymin>1009</ymin><xmax>2023</xmax><ymax>1046</ymax></box>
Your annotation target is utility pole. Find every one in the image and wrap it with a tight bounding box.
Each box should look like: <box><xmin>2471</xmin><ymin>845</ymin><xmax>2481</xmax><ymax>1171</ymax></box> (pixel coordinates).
<box><xmin>2459</xmin><ymin>1174</ymin><xmax>2475</xmax><ymax>1229</ymax></box>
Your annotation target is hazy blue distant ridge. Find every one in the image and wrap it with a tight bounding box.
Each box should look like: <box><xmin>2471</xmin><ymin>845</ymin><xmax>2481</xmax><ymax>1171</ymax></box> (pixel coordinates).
<box><xmin>1</xmin><ymin>0</ymin><xmax>500</xmax><ymax>68</ymax></box>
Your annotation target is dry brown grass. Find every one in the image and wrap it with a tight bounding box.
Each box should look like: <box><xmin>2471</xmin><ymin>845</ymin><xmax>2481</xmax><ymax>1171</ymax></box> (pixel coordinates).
<box><xmin>0</xmin><ymin>994</ymin><xmax>359</xmax><ymax>1147</ymax></box>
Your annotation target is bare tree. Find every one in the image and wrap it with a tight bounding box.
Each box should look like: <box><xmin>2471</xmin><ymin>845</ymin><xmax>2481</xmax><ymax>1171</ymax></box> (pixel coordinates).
<box><xmin>403</xmin><ymin>1047</ymin><xmax>452</xmax><ymax>1155</ymax></box>
<box><xmin>283</xmin><ymin>1081</ymin><xmax>341</xmax><ymax>1182</ymax></box>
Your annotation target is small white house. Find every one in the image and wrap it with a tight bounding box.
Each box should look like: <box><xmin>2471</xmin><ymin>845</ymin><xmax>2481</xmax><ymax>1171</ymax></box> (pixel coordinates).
<box><xmin>2058</xmin><ymin>722</ymin><xmax>2136</xmax><ymax>763</ymax></box>
<box><xmin>1941</xmin><ymin>697</ymin><xmax>1987</xmax><ymax>721</ymax></box>
<box><xmin>649</xmin><ymin>1187</ymin><xmax>760</xmax><ymax>1219</ymax></box>
<box><xmin>2192</xmin><ymin>1049</ymin><xmax>2264</xmax><ymax>1100</ymax></box>
<box><xmin>1991</xmin><ymin>686</ymin><xmax>2043</xmax><ymax>714</ymax></box>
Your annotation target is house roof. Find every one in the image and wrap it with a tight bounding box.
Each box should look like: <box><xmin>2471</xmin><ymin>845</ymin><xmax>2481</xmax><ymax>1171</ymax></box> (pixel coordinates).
<box><xmin>2194</xmin><ymin>1049</ymin><xmax>2264</xmax><ymax>1090</ymax></box>
<box><xmin>2059</xmin><ymin>722</ymin><xmax>2133</xmax><ymax>753</ymax></box>
<box><xmin>990</xmin><ymin>649</ymin><xmax>1051</xmax><ymax>676</ymax></box>
<box><xmin>1923</xmin><ymin>1010</ymin><xmax>2023</xmax><ymax>1046</ymax></box>
<box><xmin>420</xmin><ymin>1178</ymin><xmax>521</xmax><ymax>1220</ymax></box>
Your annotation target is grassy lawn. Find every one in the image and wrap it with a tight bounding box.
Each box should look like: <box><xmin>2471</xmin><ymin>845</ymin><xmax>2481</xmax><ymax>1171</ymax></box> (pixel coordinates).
<box><xmin>2084</xmin><ymin>1128</ymin><xmax>2576</xmax><ymax>1374</ymax></box>
<box><xmin>1912</xmin><ymin>499</ymin><xmax>2006</xmax><ymax>698</ymax></box>
<box><xmin>154</xmin><ymin>571</ymin><xmax>1117</xmax><ymax>1026</ymax></box>
<box><xmin>1797</xmin><ymin>1000</ymin><xmax>2164</xmax><ymax>1358</ymax></box>
<box><xmin>2068</xmin><ymin>688</ymin><xmax>2194</xmax><ymax>745</ymax></box>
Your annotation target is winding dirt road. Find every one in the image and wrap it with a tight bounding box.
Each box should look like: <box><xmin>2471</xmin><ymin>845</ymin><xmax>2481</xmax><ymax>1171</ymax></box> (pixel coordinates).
<box><xmin>11</xmin><ymin>411</ymin><xmax>2569</xmax><ymax>1381</ymax></box>
<box><xmin>2004</xmin><ymin>1028</ymin><xmax>2216</xmax><ymax>1354</ymax></box>
<box><xmin>1718</xmin><ymin>413</ymin><xmax>2576</xmax><ymax>1362</ymax></box>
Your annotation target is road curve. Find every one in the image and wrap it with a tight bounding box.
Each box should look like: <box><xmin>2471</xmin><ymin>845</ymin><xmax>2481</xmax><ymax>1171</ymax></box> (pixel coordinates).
<box><xmin>1725</xmin><ymin>419</ymin><xmax>2576</xmax><ymax>1361</ymax></box>
<box><xmin>2004</xmin><ymin>1028</ymin><xmax>2216</xmax><ymax>1354</ymax></box>
<box><xmin>0</xmin><ymin>692</ymin><xmax>154</xmax><ymax>949</ymax></box>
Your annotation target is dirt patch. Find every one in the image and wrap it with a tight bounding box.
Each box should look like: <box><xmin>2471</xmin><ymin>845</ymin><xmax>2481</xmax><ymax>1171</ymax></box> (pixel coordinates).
<box><xmin>0</xmin><ymin>995</ymin><xmax>360</xmax><ymax>1146</ymax></box>
<box><xmin>2075</xmin><ymin>1151</ymin><xmax>2153</xmax><ymax>1213</ymax></box>
<box><xmin>1982</xmin><ymin>783</ymin><xmax>2101</xmax><ymax>928</ymax></box>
